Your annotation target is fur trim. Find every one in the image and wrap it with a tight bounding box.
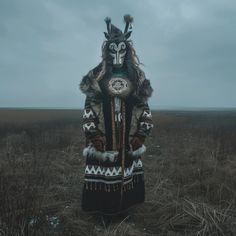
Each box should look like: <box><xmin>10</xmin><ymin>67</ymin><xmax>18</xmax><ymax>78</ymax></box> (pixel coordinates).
<box><xmin>104</xmin><ymin>17</ymin><xmax>111</xmax><ymax>24</ymax></box>
<box><xmin>80</xmin><ymin>72</ymin><xmax>101</xmax><ymax>96</ymax></box>
<box><xmin>132</xmin><ymin>79</ymin><xmax>153</xmax><ymax>103</ymax></box>
<box><xmin>139</xmin><ymin>79</ymin><xmax>153</xmax><ymax>98</ymax></box>
<box><xmin>124</xmin><ymin>14</ymin><xmax>133</xmax><ymax>24</ymax></box>
<box><xmin>80</xmin><ymin>63</ymin><xmax>105</xmax><ymax>96</ymax></box>
<box><xmin>129</xmin><ymin>144</ymin><xmax>146</xmax><ymax>157</ymax></box>
<box><xmin>83</xmin><ymin>145</ymin><xmax>118</xmax><ymax>162</ymax></box>
<box><xmin>80</xmin><ymin>64</ymin><xmax>153</xmax><ymax>102</ymax></box>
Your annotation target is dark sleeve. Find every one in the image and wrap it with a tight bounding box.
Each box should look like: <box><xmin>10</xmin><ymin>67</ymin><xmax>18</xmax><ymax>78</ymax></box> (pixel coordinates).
<box><xmin>130</xmin><ymin>79</ymin><xmax>154</xmax><ymax>139</ymax></box>
<box><xmin>135</xmin><ymin>101</ymin><xmax>154</xmax><ymax>138</ymax></box>
<box><xmin>82</xmin><ymin>97</ymin><xmax>100</xmax><ymax>139</ymax></box>
<box><xmin>80</xmin><ymin>63</ymin><xmax>105</xmax><ymax>140</ymax></box>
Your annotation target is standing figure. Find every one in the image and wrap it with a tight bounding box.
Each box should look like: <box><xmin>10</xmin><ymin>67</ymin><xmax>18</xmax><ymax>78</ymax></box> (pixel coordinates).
<box><xmin>80</xmin><ymin>15</ymin><xmax>153</xmax><ymax>214</ymax></box>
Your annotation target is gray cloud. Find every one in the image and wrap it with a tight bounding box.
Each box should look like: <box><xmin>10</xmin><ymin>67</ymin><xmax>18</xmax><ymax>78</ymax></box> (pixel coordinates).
<box><xmin>0</xmin><ymin>0</ymin><xmax>235</xmax><ymax>108</ymax></box>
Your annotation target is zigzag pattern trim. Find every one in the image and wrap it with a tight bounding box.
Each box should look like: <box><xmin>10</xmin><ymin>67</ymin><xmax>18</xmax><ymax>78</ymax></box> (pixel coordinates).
<box><xmin>84</xmin><ymin>159</ymin><xmax>143</xmax><ymax>178</ymax></box>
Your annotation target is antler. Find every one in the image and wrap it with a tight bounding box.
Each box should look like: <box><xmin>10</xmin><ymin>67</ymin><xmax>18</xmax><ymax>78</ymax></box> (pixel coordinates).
<box><xmin>104</xmin><ymin>17</ymin><xmax>111</xmax><ymax>34</ymax></box>
<box><xmin>123</xmin><ymin>14</ymin><xmax>133</xmax><ymax>33</ymax></box>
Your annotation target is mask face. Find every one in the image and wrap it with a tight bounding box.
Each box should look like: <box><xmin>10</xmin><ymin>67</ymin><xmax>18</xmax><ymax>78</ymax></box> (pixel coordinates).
<box><xmin>108</xmin><ymin>42</ymin><xmax>126</xmax><ymax>67</ymax></box>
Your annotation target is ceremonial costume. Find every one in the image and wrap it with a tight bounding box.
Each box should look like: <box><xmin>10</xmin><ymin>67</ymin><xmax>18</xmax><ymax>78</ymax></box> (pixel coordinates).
<box><xmin>80</xmin><ymin>15</ymin><xmax>153</xmax><ymax>214</ymax></box>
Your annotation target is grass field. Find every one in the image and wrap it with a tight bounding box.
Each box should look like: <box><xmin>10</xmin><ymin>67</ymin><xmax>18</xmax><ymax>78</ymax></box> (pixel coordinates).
<box><xmin>0</xmin><ymin>109</ymin><xmax>236</xmax><ymax>236</ymax></box>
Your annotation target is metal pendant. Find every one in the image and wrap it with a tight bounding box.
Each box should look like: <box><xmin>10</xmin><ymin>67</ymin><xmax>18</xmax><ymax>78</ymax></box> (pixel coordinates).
<box><xmin>108</xmin><ymin>77</ymin><xmax>131</xmax><ymax>98</ymax></box>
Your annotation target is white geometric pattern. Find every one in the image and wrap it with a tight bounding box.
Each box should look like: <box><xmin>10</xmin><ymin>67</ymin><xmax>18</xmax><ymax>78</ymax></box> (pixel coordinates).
<box><xmin>142</xmin><ymin>110</ymin><xmax>152</xmax><ymax>118</ymax></box>
<box><xmin>83</xmin><ymin>122</ymin><xmax>96</xmax><ymax>131</ymax></box>
<box><xmin>140</xmin><ymin>121</ymin><xmax>154</xmax><ymax>130</ymax></box>
<box><xmin>83</xmin><ymin>109</ymin><xmax>94</xmax><ymax>119</ymax></box>
<box><xmin>85</xmin><ymin>159</ymin><xmax>143</xmax><ymax>178</ymax></box>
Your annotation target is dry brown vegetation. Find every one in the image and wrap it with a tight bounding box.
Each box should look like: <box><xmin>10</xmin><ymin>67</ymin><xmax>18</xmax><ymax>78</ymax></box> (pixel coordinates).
<box><xmin>0</xmin><ymin>109</ymin><xmax>236</xmax><ymax>236</ymax></box>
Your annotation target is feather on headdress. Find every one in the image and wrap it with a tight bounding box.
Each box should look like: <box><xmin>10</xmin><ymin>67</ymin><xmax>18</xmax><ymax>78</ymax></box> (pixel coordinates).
<box><xmin>104</xmin><ymin>14</ymin><xmax>133</xmax><ymax>41</ymax></box>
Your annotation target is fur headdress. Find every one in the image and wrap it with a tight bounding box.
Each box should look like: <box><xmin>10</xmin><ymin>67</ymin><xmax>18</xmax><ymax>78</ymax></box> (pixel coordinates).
<box><xmin>104</xmin><ymin>14</ymin><xmax>133</xmax><ymax>41</ymax></box>
<box><xmin>80</xmin><ymin>14</ymin><xmax>153</xmax><ymax>101</ymax></box>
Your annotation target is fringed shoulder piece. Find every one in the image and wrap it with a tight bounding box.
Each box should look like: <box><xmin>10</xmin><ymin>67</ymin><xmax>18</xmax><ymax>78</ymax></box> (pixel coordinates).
<box><xmin>80</xmin><ymin>63</ymin><xmax>103</xmax><ymax>96</ymax></box>
<box><xmin>135</xmin><ymin>67</ymin><xmax>153</xmax><ymax>102</ymax></box>
<box><xmin>139</xmin><ymin>79</ymin><xmax>153</xmax><ymax>98</ymax></box>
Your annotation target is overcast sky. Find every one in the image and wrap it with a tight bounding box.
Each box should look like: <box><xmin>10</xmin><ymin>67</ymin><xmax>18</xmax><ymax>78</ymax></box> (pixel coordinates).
<box><xmin>0</xmin><ymin>0</ymin><xmax>235</xmax><ymax>109</ymax></box>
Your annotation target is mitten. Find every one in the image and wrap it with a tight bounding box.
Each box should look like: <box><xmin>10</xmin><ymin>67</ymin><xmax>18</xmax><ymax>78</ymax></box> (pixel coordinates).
<box><xmin>130</xmin><ymin>134</ymin><xmax>145</xmax><ymax>151</ymax></box>
<box><xmin>90</xmin><ymin>135</ymin><xmax>105</xmax><ymax>152</ymax></box>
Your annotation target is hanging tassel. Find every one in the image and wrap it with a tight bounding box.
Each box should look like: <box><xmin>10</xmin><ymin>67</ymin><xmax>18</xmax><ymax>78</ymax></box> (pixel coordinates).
<box><xmin>111</xmin><ymin>99</ymin><xmax>116</xmax><ymax>150</ymax></box>
<box><xmin>120</xmin><ymin>101</ymin><xmax>126</xmax><ymax>201</ymax></box>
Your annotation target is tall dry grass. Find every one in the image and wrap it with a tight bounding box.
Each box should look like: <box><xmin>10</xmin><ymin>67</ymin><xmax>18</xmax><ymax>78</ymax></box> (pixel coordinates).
<box><xmin>0</xmin><ymin>110</ymin><xmax>235</xmax><ymax>235</ymax></box>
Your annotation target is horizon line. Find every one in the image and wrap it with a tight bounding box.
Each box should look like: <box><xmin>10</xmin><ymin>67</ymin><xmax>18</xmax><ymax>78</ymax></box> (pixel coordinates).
<box><xmin>0</xmin><ymin>106</ymin><xmax>236</xmax><ymax>111</ymax></box>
